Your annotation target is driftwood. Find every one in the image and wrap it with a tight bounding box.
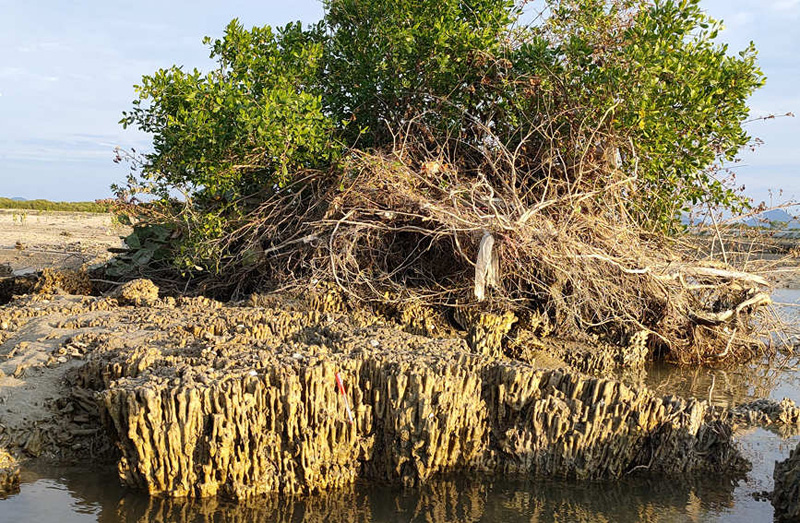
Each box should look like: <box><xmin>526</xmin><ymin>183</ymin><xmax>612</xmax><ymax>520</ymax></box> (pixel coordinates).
<box><xmin>680</xmin><ymin>267</ymin><xmax>770</xmax><ymax>287</ymax></box>
<box><xmin>689</xmin><ymin>292</ymin><xmax>772</xmax><ymax>326</ymax></box>
<box><xmin>474</xmin><ymin>232</ymin><xmax>500</xmax><ymax>301</ymax></box>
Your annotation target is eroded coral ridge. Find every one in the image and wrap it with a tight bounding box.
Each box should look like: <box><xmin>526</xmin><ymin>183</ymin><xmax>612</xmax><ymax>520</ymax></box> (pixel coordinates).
<box><xmin>0</xmin><ymin>288</ymin><xmax>747</xmax><ymax>500</ymax></box>
<box><xmin>773</xmin><ymin>439</ymin><xmax>800</xmax><ymax>521</ymax></box>
<box><xmin>84</xmin><ymin>305</ymin><xmax>745</xmax><ymax>499</ymax></box>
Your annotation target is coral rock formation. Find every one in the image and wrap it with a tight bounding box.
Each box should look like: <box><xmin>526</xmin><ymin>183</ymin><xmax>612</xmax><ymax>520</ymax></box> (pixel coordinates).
<box><xmin>114</xmin><ymin>279</ymin><xmax>159</xmax><ymax>306</ymax></box>
<box><xmin>773</xmin><ymin>439</ymin><xmax>800</xmax><ymax>521</ymax></box>
<box><xmin>732</xmin><ymin>398</ymin><xmax>800</xmax><ymax>430</ymax></box>
<box><xmin>83</xmin><ymin>304</ymin><xmax>746</xmax><ymax>499</ymax></box>
<box><xmin>0</xmin><ymin>448</ymin><xmax>19</xmax><ymax>496</ymax></box>
<box><xmin>33</xmin><ymin>269</ymin><xmax>92</xmax><ymax>296</ymax></box>
<box><xmin>0</xmin><ymin>291</ymin><xmax>749</xmax><ymax>501</ymax></box>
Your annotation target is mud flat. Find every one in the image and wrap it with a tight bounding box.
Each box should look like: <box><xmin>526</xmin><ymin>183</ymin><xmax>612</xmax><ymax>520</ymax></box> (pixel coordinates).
<box><xmin>0</xmin><ymin>282</ymin><xmax>750</xmax><ymax>501</ymax></box>
<box><xmin>0</xmin><ymin>209</ymin><xmax>128</xmax><ymax>273</ymax></box>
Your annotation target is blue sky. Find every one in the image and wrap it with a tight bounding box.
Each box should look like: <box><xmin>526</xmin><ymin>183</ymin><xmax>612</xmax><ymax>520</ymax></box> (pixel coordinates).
<box><xmin>0</xmin><ymin>0</ymin><xmax>797</xmax><ymax>204</ymax></box>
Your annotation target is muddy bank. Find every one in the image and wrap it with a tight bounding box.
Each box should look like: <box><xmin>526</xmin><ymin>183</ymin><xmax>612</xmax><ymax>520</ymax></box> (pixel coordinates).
<box><xmin>0</xmin><ymin>284</ymin><xmax>747</xmax><ymax>500</ymax></box>
<box><xmin>0</xmin><ymin>209</ymin><xmax>127</xmax><ymax>274</ymax></box>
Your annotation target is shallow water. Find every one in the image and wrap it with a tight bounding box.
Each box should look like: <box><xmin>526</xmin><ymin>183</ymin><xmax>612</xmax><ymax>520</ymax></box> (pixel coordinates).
<box><xmin>3</xmin><ymin>295</ymin><xmax>800</xmax><ymax>522</ymax></box>
<box><xmin>0</xmin><ymin>464</ymin><xmax>778</xmax><ymax>523</ymax></box>
<box><xmin>644</xmin><ymin>288</ymin><xmax>800</xmax><ymax>409</ymax></box>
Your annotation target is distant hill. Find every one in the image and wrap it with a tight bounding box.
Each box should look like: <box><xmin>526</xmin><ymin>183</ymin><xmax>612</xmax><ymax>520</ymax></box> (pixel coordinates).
<box><xmin>743</xmin><ymin>209</ymin><xmax>800</xmax><ymax>229</ymax></box>
<box><xmin>10</xmin><ymin>197</ymin><xmax>26</xmax><ymax>201</ymax></box>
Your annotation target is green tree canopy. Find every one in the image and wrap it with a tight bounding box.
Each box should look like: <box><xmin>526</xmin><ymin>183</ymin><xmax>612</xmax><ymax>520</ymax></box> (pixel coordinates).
<box><xmin>119</xmin><ymin>0</ymin><xmax>764</xmax><ymax>272</ymax></box>
<box><xmin>121</xmin><ymin>20</ymin><xmax>333</xmax><ymax>202</ymax></box>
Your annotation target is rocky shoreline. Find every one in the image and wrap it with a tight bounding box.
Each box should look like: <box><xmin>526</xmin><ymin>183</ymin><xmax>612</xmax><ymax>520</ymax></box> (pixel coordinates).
<box><xmin>0</xmin><ymin>278</ymin><xmax>796</xmax><ymax>515</ymax></box>
<box><xmin>98</xmin><ymin>332</ymin><xmax>745</xmax><ymax>498</ymax></box>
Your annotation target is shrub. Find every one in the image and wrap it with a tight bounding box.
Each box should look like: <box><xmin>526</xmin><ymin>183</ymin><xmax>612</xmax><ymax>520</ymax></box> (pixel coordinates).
<box><xmin>524</xmin><ymin>0</ymin><xmax>764</xmax><ymax>228</ymax></box>
<box><xmin>115</xmin><ymin>0</ymin><xmax>771</xmax><ymax>364</ymax></box>
<box><xmin>323</xmin><ymin>0</ymin><xmax>520</xmax><ymax>147</ymax></box>
<box><xmin>0</xmin><ymin>198</ymin><xmax>109</xmax><ymax>213</ymax></box>
<box><xmin>121</xmin><ymin>20</ymin><xmax>333</xmax><ymax>199</ymax></box>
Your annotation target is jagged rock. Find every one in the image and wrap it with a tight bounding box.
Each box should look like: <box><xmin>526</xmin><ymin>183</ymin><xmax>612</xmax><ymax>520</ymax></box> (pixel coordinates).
<box><xmin>465</xmin><ymin>311</ymin><xmax>517</xmax><ymax>356</ymax></box>
<box><xmin>543</xmin><ymin>335</ymin><xmax>648</xmax><ymax>376</ymax></box>
<box><xmin>114</xmin><ymin>279</ymin><xmax>159</xmax><ymax>306</ymax></box>
<box><xmin>85</xmin><ymin>306</ymin><xmax>747</xmax><ymax>499</ymax></box>
<box><xmin>729</xmin><ymin>398</ymin><xmax>800</xmax><ymax>433</ymax></box>
<box><xmin>34</xmin><ymin>268</ymin><xmax>92</xmax><ymax>295</ymax></box>
<box><xmin>773</xmin><ymin>440</ymin><xmax>800</xmax><ymax>521</ymax></box>
<box><xmin>0</xmin><ymin>269</ymin><xmax>93</xmax><ymax>305</ymax></box>
<box><xmin>0</xmin><ymin>291</ymin><xmax>750</xmax><ymax>501</ymax></box>
<box><xmin>0</xmin><ymin>448</ymin><xmax>19</xmax><ymax>496</ymax></box>
<box><xmin>308</xmin><ymin>282</ymin><xmax>347</xmax><ymax>315</ymax></box>
<box><xmin>397</xmin><ymin>302</ymin><xmax>447</xmax><ymax>338</ymax></box>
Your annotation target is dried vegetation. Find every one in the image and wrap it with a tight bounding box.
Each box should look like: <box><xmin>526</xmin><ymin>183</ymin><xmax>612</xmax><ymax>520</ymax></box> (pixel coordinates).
<box><xmin>198</xmin><ymin>136</ymin><xmax>776</xmax><ymax>367</ymax></box>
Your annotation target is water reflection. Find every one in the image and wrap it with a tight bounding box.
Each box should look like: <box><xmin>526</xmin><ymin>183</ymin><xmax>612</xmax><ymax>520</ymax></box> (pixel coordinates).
<box><xmin>1</xmin><ymin>465</ymin><xmax>752</xmax><ymax>523</ymax></box>
<box><xmin>639</xmin><ymin>290</ymin><xmax>800</xmax><ymax>408</ymax></box>
<box><xmin>644</xmin><ymin>355</ymin><xmax>800</xmax><ymax>409</ymax></box>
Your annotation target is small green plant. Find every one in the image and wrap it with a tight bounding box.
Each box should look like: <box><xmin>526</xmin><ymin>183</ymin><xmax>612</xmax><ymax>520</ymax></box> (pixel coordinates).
<box><xmin>11</xmin><ymin>210</ymin><xmax>27</xmax><ymax>226</ymax></box>
<box><xmin>105</xmin><ymin>224</ymin><xmax>175</xmax><ymax>278</ymax></box>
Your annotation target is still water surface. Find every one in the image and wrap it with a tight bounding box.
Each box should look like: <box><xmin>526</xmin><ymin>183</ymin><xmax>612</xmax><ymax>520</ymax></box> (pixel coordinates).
<box><xmin>3</xmin><ymin>292</ymin><xmax>800</xmax><ymax>522</ymax></box>
<box><xmin>0</xmin><ymin>463</ymin><xmax>784</xmax><ymax>523</ymax></box>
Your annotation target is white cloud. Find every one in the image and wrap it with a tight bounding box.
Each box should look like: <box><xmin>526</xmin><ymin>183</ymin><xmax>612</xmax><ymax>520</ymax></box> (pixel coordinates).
<box><xmin>0</xmin><ymin>67</ymin><xmax>25</xmax><ymax>79</ymax></box>
<box><xmin>16</xmin><ymin>40</ymin><xmax>69</xmax><ymax>53</ymax></box>
<box><xmin>772</xmin><ymin>0</ymin><xmax>800</xmax><ymax>11</ymax></box>
<box><xmin>0</xmin><ymin>67</ymin><xmax>59</xmax><ymax>86</ymax></box>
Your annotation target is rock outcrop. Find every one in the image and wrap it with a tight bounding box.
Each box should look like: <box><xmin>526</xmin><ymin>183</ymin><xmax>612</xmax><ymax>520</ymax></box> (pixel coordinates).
<box><xmin>81</xmin><ymin>303</ymin><xmax>747</xmax><ymax>499</ymax></box>
<box><xmin>114</xmin><ymin>279</ymin><xmax>159</xmax><ymax>306</ymax></box>
<box><xmin>0</xmin><ymin>291</ymin><xmax>749</xmax><ymax>501</ymax></box>
<box><xmin>731</xmin><ymin>398</ymin><xmax>800</xmax><ymax>432</ymax></box>
<box><xmin>773</xmin><ymin>440</ymin><xmax>800</xmax><ymax>521</ymax></box>
<box><xmin>0</xmin><ymin>448</ymin><xmax>19</xmax><ymax>496</ymax></box>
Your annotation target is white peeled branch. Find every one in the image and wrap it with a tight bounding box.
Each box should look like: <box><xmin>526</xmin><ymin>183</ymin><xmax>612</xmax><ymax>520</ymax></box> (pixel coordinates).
<box><xmin>474</xmin><ymin>232</ymin><xmax>500</xmax><ymax>301</ymax></box>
